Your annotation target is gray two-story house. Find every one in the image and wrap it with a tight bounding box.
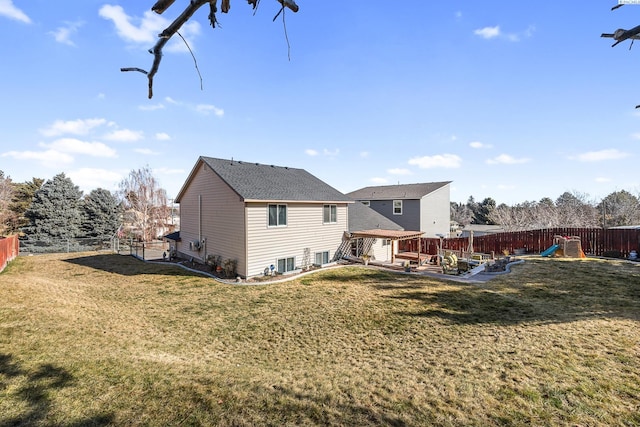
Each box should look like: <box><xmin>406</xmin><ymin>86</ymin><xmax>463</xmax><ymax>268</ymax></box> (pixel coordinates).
<box><xmin>347</xmin><ymin>182</ymin><xmax>451</xmax><ymax>238</ymax></box>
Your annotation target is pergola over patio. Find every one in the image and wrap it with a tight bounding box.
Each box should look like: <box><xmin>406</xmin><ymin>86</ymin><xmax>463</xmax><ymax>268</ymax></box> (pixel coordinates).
<box><xmin>349</xmin><ymin>229</ymin><xmax>425</xmax><ymax>264</ymax></box>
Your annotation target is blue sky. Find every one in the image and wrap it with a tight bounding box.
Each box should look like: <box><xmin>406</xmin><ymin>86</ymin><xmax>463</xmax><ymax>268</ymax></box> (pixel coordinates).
<box><xmin>1</xmin><ymin>1</ymin><xmax>639</xmax><ymax>205</ymax></box>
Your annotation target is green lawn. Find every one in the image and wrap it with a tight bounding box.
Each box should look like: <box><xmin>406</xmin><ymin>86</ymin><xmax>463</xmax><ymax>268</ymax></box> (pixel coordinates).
<box><xmin>1</xmin><ymin>253</ymin><xmax>639</xmax><ymax>426</ymax></box>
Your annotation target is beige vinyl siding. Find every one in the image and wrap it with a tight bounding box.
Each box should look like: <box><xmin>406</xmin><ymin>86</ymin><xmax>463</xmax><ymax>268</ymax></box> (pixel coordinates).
<box><xmin>246</xmin><ymin>202</ymin><xmax>347</xmax><ymax>277</ymax></box>
<box><xmin>367</xmin><ymin>238</ymin><xmax>395</xmax><ymax>263</ymax></box>
<box><xmin>178</xmin><ymin>163</ymin><xmax>246</xmax><ymax>274</ymax></box>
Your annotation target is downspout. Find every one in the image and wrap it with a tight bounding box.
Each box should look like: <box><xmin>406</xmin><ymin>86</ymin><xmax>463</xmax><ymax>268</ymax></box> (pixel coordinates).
<box><xmin>199</xmin><ymin>194</ymin><xmax>203</xmax><ymax>260</ymax></box>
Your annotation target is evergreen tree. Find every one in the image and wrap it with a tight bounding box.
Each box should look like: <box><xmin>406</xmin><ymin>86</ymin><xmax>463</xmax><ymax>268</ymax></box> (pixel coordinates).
<box><xmin>599</xmin><ymin>190</ymin><xmax>640</xmax><ymax>227</ymax></box>
<box><xmin>81</xmin><ymin>188</ymin><xmax>121</xmax><ymax>238</ymax></box>
<box><xmin>9</xmin><ymin>177</ymin><xmax>44</xmax><ymax>231</ymax></box>
<box><xmin>473</xmin><ymin>197</ymin><xmax>497</xmax><ymax>225</ymax></box>
<box><xmin>23</xmin><ymin>173</ymin><xmax>83</xmax><ymax>240</ymax></box>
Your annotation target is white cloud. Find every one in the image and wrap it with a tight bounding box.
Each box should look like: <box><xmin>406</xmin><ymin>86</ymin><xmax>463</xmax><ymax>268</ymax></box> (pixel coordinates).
<box><xmin>408</xmin><ymin>154</ymin><xmax>462</xmax><ymax>169</ymax></box>
<box><xmin>455</xmin><ymin>11</ymin><xmax>462</xmax><ymax>20</ymax></box>
<box><xmin>486</xmin><ymin>154</ymin><xmax>530</xmax><ymax>165</ymax></box>
<box><xmin>474</xmin><ymin>24</ymin><xmax>535</xmax><ymax>42</ymax></box>
<box><xmin>40</xmin><ymin>118</ymin><xmax>107</xmax><ymax>137</ymax></box>
<box><xmin>195</xmin><ymin>104</ymin><xmax>224</xmax><ymax>117</ymax></box>
<box><xmin>98</xmin><ymin>5</ymin><xmax>159</xmax><ymax>44</ymax></box>
<box><xmin>1</xmin><ymin>149</ymin><xmax>74</xmax><ymax>166</ymax></box>
<box><xmin>99</xmin><ymin>5</ymin><xmax>200</xmax><ymax>52</ymax></box>
<box><xmin>68</xmin><ymin>168</ymin><xmax>123</xmax><ymax>193</ymax></box>
<box><xmin>139</xmin><ymin>103</ymin><xmax>165</xmax><ymax>111</ymax></box>
<box><xmin>154</xmin><ymin>167</ymin><xmax>185</xmax><ymax>175</ymax></box>
<box><xmin>388</xmin><ymin>168</ymin><xmax>412</xmax><ymax>175</ymax></box>
<box><xmin>134</xmin><ymin>148</ymin><xmax>159</xmax><ymax>155</ymax></box>
<box><xmin>573</xmin><ymin>149</ymin><xmax>630</xmax><ymax>162</ymax></box>
<box><xmin>155</xmin><ymin>132</ymin><xmax>171</xmax><ymax>141</ymax></box>
<box><xmin>523</xmin><ymin>25</ymin><xmax>536</xmax><ymax>38</ymax></box>
<box><xmin>166</xmin><ymin>97</ymin><xmax>224</xmax><ymax>116</ymax></box>
<box><xmin>497</xmin><ymin>184</ymin><xmax>516</xmax><ymax>190</ymax></box>
<box><xmin>103</xmin><ymin>129</ymin><xmax>144</xmax><ymax>142</ymax></box>
<box><xmin>595</xmin><ymin>177</ymin><xmax>612</xmax><ymax>183</ymax></box>
<box><xmin>323</xmin><ymin>148</ymin><xmax>340</xmax><ymax>157</ymax></box>
<box><xmin>469</xmin><ymin>141</ymin><xmax>492</xmax><ymax>149</ymax></box>
<box><xmin>49</xmin><ymin>21</ymin><xmax>83</xmax><ymax>46</ymax></box>
<box><xmin>305</xmin><ymin>149</ymin><xmax>318</xmax><ymax>156</ymax></box>
<box><xmin>164</xmin><ymin>20</ymin><xmax>200</xmax><ymax>53</ymax></box>
<box><xmin>370</xmin><ymin>177</ymin><xmax>388</xmax><ymax>184</ymax></box>
<box><xmin>0</xmin><ymin>0</ymin><xmax>30</xmax><ymax>23</ymax></box>
<box><xmin>360</xmin><ymin>151</ymin><xmax>370</xmax><ymax>158</ymax></box>
<box><xmin>474</xmin><ymin>26</ymin><xmax>500</xmax><ymax>39</ymax></box>
<box><xmin>43</xmin><ymin>138</ymin><xmax>117</xmax><ymax>158</ymax></box>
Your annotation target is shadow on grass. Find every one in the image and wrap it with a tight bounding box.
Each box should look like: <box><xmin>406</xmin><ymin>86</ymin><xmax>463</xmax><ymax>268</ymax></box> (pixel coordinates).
<box><xmin>0</xmin><ymin>354</ymin><xmax>114</xmax><ymax>426</ymax></box>
<box><xmin>177</xmin><ymin>378</ymin><xmax>417</xmax><ymax>426</ymax></box>
<box><xmin>376</xmin><ymin>259</ymin><xmax>640</xmax><ymax>325</ymax></box>
<box><xmin>315</xmin><ymin>268</ymin><xmax>415</xmax><ymax>285</ymax></box>
<box><xmin>62</xmin><ymin>253</ymin><xmax>208</xmax><ymax>278</ymax></box>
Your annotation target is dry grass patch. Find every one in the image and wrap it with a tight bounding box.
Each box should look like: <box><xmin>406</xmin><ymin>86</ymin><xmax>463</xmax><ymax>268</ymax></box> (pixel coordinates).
<box><xmin>1</xmin><ymin>253</ymin><xmax>639</xmax><ymax>426</ymax></box>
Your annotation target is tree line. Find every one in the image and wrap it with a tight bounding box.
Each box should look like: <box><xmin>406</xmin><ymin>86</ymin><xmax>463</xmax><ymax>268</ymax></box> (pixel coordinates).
<box><xmin>452</xmin><ymin>190</ymin><xmax>640</xmax><ymax>231</ymax></box>
<box><xmin>0</xmin><ymin>167</ymin><xmax>171</xmax><ymax>242</ymax></box>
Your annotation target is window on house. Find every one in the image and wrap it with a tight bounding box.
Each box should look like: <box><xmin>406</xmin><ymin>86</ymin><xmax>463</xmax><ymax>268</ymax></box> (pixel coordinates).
<box><xmin>277</xmin><ymin>256</ymin><xmax>296</xmax><ymax>273</ymax></box>
<box><xmin>361</xmin><ymin>201</ymin><xmax>370</xmax><ymax>207</ymax></box>
<box><xmin>393</xmin><ymin>200</ymin><xmax>403</xmax><ymax>215</ymax></box>
<box><xmin>315</xmin><ymin>251</ymin><xmax>330</xmax><ymax>265</ymax></box>
<box><xmin>382</xmin><ymin>239</ymin><xmax>391</xmax><ymax>246</ymax></box>
<box><xmin>323</xmin><ymin>204</ymin><xmax>337</xmax><ymax>223</ymax></box>
<box><xmin>268</xmin><ymin>204</ymin><xmax>287</xmax><ymax>226</ymax></box>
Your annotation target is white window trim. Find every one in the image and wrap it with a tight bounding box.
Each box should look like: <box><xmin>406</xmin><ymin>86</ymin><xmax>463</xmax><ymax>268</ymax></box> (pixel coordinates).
<box><xmin>323</xmin><ymin>204</ymin><xmax>337</xmax><ymax>224</ymax></box>
<box><xmin>314</xmin><ymin>250</ymin><xmax>330</xmax><ymax>266</ymax></box>
<box><xmin>268</xmin><ymin>203</ymin><xmax>287</xmax><ymax>227</ymax></box>
<box><xmin>276</xmin><ymin>256</ymin><xmax>296</xmax><ymax>273</ymax></box>
<box><xmin>393</xmin><ymin>200</ymin><xmax>403</xmax><ymax>215</ymax></box>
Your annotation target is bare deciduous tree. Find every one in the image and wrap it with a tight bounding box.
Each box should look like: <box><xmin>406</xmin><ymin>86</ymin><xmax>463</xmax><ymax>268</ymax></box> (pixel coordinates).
<box><xmin>555</xmin><ymin>191</ymin><xmax>599</xmax><ymax>228</ymax></box>
<box><xmin>123</xmin><ymin>0</ymin><xmax>300</xmax><ymax>98</ymax></box>
<box><xmin>0</xmin><ymin>171</ymin><xmax>15</xmax><ymax>236</ymax></box>
<box><xmin>118</xmin><ymin>166</ymin><xmax>170</xmax><ymax>241</ymax></box>
<box><xmin>450</xmin><ymin>202</ymin><xmax>473</xmax><ymax>227</ymax></box>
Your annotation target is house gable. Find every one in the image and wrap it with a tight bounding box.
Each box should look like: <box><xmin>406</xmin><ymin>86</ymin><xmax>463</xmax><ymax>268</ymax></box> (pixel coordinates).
<box><xmin>175</xmin><ymin>156</ymin><xmax>353</xmax><ymax>278</ymax></box>
<box><xmin>346</xmin><ymin>182</ymin><xmax>451</xmax><ymax>201</ymax></box>
<box><xmin>177</xmin><ymin>156</ymin><xmax>353</xmax><ymax>203</ymax></box>
<box><xmin>347</xmin><ymin>182</ymin><xmax>452</xmax><ymax>237</ymax></box>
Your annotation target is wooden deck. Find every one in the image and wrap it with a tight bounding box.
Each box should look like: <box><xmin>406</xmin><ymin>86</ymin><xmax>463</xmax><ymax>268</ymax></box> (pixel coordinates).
<box><xmin>395</xmin><ymin>251</ymin><xmax>433</xmax><ymax>265</ymax></box>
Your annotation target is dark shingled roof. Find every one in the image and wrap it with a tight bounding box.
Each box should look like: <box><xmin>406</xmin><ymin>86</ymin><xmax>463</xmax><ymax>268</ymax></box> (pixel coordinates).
<box><xmin>197</xmin><ymin>157</ymin><xmax>353</xmax><ymax>202</ymax></box>
<box><xmin>346</xmin><ymin>182</ymin><xmax>451</xmax><ymax>200</ymax></box>
<box><xmin>348</xmin><ymin>201</ymin><xmax>404</xmax><ymax>232</ymax></box>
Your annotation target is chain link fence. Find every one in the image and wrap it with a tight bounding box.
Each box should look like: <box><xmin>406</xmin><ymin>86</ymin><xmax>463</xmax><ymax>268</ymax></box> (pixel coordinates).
<box><xmin>127</xmin><ymin>240</ymin><xmax>170</xmax><ymax>261</ymax></box>
<box><xmin>19</xmin><ymin>237</ymin><xmax>113</xmax><ymax>254</ymax></box>
<box><xmin>18</xmin><ymin>237</ymin><xmax>169</xmax><ymax>261</ymax></box>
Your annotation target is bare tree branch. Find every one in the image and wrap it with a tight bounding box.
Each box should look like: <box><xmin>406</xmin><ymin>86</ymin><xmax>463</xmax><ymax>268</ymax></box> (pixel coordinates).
<box><xmin>121</xmin><ymin>0</ymin><xmax>299</xmax><ymax>99</ymax></box>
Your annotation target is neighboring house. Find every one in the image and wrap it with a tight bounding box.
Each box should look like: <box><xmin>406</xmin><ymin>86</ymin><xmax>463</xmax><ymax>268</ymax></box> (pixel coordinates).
<box><xmin>174</xmin><ymin>156</ymin><xmax>353</xmax><ymax>278</ymax></box>
<box><xmin>460</xmin><ymin>224</ymin><xmax>505</xmax><ymax>238</ymax></box>
<box><xmin>347</xmin><ymin>200</ymin><xmax>404</xmax><ymax>262</ymax></box>
<box><xmin>346</xmin><ymin>182</ymin><xmax>452</xmax><ymax>238</ymax></box>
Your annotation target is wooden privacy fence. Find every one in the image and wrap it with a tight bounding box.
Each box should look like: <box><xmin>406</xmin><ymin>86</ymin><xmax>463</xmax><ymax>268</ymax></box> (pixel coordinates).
<box><xmin>400</xmin><ymin>228</ymin><xmax>640</xmax><ymax>258</ymax></box>
<box><xmin>0</xmin><ymin>235</ymin><xmax>19</xmax><ymax>273</ymax></box>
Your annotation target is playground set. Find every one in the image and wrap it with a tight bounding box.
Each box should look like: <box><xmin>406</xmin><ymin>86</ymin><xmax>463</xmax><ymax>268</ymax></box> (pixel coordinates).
<box><xmin>541</xmin><ymin>235</ymin><xmax>586</xmax><ymax>258</ymax></box>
